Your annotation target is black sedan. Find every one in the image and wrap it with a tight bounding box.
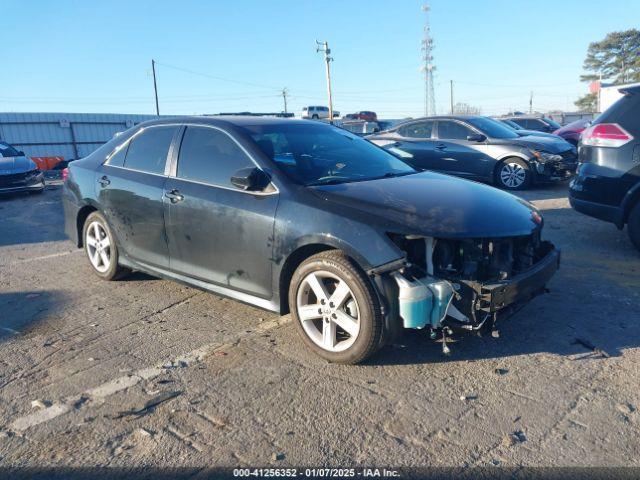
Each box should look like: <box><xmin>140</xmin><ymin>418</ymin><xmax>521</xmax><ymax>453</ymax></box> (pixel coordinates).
<box><xmin>0</xmin><ymin>142</ymin><xmax>45</xmax><ymax>194</ymax></box>
<box><xmin>367</xmin><ymin>116</ymin><xmax>577</xmax><ymax>190</ymax></box>
<box><xmin>63</xmin><ymin>117</ymin><xmax>559</xmax><ymax>364</ymax></box>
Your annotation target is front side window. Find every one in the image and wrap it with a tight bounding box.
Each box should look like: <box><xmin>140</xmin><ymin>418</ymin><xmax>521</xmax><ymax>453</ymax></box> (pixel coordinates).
<box><xmin>399</xmin><ymin>121</ymin><xmax>434</xmax><ymax>139</ymax></box>
<box><xmin>177</xmin><ymin>126</ymin><xmax>254</xmax><ymax>188</ymax></box>
<box><xmin>466</xmin><ymin>117</ymin><xmax>519</xmax><ymax>139</ymax></box>
<box><xmin>437</xmin><ymin>121</ymin><xmax>474</xmax><ymax>140</ymax></box>
<box><xmin>123</xmin><ymin>126</ymin><xmax>177</xmax><ymax>174</ymax></box>
<box><xmin>243</xmin><ymin>123</ymin><xmax>416</xmax><ymax>186</ymax></box>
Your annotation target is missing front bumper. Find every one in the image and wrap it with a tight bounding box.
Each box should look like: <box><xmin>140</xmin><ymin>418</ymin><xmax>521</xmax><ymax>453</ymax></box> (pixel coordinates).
<box><xmin>391</xmin><ymin>243</ymin><xmax>560</xmax><ymax>331</ymax></box>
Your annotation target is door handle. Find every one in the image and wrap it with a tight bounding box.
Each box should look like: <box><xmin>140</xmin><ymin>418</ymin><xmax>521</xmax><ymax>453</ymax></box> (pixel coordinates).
<box><xmin>435</xmin><ymin>143</ymin><xmax>446</xmax><ymax>150</ymax></box>
<box><xmin>98</xmin><ymin>175</ymin><xmax>110</xmax><ymax>187</ymax></box>
<box><xmin>164</xmin><ymin>189</ymin><xmax>184</xmax><ymax>203</ymax></box>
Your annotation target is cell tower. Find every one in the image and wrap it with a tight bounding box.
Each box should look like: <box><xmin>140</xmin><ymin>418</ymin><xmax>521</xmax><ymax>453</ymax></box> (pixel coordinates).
<box><xmin>421</xmin><ymin>3</ymin><xmax>436</xmax><ymax>116</ymax></box>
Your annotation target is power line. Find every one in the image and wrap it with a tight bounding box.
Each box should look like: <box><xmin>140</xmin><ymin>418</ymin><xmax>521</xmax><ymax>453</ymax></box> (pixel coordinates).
<box><xmin>153</xmin><ymin>60</ymin><xmax>282</xmax><ymax>91</ymax></box>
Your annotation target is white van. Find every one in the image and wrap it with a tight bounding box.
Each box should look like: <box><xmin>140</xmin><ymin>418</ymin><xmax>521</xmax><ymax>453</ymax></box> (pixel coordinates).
<box><xmin>301</xmin><ymin>106</ymin><xmax>340</xmax><ymax>120</ymax></box>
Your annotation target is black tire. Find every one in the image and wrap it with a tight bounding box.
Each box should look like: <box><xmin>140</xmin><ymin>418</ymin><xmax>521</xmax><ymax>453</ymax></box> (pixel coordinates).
<box><xmin>495</xmin><ymin>157</ymin><xmax>531</xmax><ymax>191</ymax></box>
<box><xmin>628</xmin><ymin>202</ymin><xmax>640</xmax><ymax>252</ymax></box>
<box><xmin>82</xmin><ymin>211</ymin><xmax>130</xmax><ymax>280</ymax></box>
<box><xmin>289</xmin><ymin>250</ymin><xmax>383</xmax><ymax>364</ymax></box>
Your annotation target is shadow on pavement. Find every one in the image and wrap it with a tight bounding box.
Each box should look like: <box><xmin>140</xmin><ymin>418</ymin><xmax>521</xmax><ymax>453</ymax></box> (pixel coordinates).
<box><xmin>0</xmin><ymin>290</ymin><xmax>67</xmax><ymax>341</ymax></box>
<box><xmin>0</xmin><ymin>186</ymin><xmax>67</xmax><ymax>247</ymax></box>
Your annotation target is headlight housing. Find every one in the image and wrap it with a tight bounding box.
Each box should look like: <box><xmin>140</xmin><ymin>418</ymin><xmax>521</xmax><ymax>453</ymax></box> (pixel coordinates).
<box><xmin>529</xmin><ymin>150</ymin><xmax>563</xmax><ymax>163</ymax></box>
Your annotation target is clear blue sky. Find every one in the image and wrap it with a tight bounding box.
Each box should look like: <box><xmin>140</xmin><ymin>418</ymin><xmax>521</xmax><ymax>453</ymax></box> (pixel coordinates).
<box><xmin>2</xmin><ymin>0</ymin><xmax>639</xmax><ymax>118</ymax></box>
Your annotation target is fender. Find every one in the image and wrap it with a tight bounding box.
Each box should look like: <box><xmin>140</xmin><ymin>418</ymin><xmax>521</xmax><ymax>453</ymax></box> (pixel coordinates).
<box><xmin>620</xmin><ymin>181</ymin><xmax>640</xmax><ymax>225</ymax></box>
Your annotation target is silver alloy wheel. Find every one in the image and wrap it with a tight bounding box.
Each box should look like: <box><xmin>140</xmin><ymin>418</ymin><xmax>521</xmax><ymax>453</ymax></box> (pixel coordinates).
<box><xmin>296</xmin><ymin>270</ymin><xmax>361</xmax><ymax>353</ymax></box>
<box><xmin>85</xmin><ymin>221</ymin><xmax>111</xmax><ymax>273</ymax></box>
<box><xmin>500</xmin><ymin>162</ymin><xmax>527</xmax><ymax>188</ymax></box>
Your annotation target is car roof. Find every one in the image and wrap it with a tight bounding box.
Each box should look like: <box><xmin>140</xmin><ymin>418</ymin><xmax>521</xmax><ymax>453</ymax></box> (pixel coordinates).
<box><xmin>620</xmin><ymin>85</ymin><xmax>640</xmax><ymax>95</ymax></box>
<box><xmin>134</xmin><ymin>115</ymin><xmax>317</xmax><ymax>129</ymax></box>
<box><xmin>391</xmin><ymin>115</ymin><xmax>482</xmax><ymax>127</ymax></box>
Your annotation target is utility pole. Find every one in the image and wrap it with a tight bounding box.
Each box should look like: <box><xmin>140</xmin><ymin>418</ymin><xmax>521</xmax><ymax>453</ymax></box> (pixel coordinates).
<box><xmin>529</xmin><ymin>91</ymin><xmax>533</xmax><ymax>114</ymax></box>
<box><xmin>151</xmin><ymin>59</ymin><xmax>160</xmax><ymax>116</ymax></box>
<box><xmin>316</xmin><ymin>40</ymin><xmax>334</xmax><ymax>122</ymax></box>
<box><xmin>450</xmin><ymin>80</ymin><xmax>454</xmax><ymax>114</ymax></box>
<box><xmin>281</xmin><ymin>87</ymin><xmax>289</xmax><ymax>114</ymax></box>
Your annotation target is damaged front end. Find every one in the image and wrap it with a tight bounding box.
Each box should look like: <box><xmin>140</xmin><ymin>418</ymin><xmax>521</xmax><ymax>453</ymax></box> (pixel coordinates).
<box><xmin>383</xmin><ymin>231</ymin><xmax>560</xmax><ymax>348</ymax></box>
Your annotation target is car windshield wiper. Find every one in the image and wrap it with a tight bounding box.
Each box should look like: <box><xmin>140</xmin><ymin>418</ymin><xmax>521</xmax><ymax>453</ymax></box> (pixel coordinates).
<box><xmin>305</xmin><ymin>178</ymin><xmax>351</xmax><ymax>186</ymax></box>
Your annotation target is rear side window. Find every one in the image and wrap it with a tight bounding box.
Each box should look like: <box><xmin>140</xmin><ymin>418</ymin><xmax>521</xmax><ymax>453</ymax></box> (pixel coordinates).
<box><xmin>437</xmin><ymin>121</ymin><xmax>474</xmax><ymax>140</ymax></box>
<box><xmin>124</xmin><ymin>126</ymin><xmax>177</xmax><ymax>174</ymax></box>
<box><xmin>177</xmin><ymin>126</ymin><xmax>254</xmax><ymax>188</ymax></box>
<box><xmin>510</xmin><ymin>118</ymin><xmax>527</xmax><ymax>128</ymax></box>
<box><xmin>399</xmin><ymin>121</ymin><xmax>434</xmax><ymax>138</ymax></box>
<box><xmin>107</xmin><ymin>142</ymin><xmax>129</xmax><ymax>167</ymax></box>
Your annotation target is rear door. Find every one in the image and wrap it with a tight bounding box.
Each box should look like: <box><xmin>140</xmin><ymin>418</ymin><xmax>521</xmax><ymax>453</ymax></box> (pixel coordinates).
<box><xmin>97</xmin><ymin>125</ymin><xmax>179</xmax><ymax>268</ymax></box>
<box><xmin>164</xmin><ymin>125</ymin><xmax>279</xmax><ymax>298</ymax></box>
<box><xmin>433</xmin><ymin>120</ymin><xmax>489</xmax><ymax>177</ymax></box>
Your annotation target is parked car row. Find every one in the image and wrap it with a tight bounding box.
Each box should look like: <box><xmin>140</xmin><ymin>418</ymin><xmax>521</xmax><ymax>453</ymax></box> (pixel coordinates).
<box><xmin>367</xmin><ymin>115</ymin><xmax>577</xmax><ymax>190</ymax></box>
<box><xmin>0</xmin><ymin>141</ymin><xmax>45</xmax><ymax>195</ymax></box>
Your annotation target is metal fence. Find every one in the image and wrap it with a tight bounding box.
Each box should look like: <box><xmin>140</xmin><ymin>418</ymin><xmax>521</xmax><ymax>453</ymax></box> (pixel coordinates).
<box><xmin>0</xmin><ymin>112</ymin><xmax>160</xmax><ymax>160</ymax></box>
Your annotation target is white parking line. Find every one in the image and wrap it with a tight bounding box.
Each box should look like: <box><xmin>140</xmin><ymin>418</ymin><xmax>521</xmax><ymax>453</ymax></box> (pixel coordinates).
<box><xmin>12</xmin><ymin>250</ymin><xmax>79</xmax><ymax>264</ymax></box>
<box><xmin>6</xmin><ymin>316</ymin><xmax>290</xmax><ymax>433</ymax></box>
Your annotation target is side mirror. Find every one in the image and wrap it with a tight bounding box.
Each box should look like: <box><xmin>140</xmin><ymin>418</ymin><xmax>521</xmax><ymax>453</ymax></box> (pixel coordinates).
<box><xmin>230</xmin><ymin>167</ymin><xmax>271</xmax><ymax>191</ymax></box>
<box><xmin>467</xmin><ymin>133</ymin><xmax>487</xmax><ymax>142</ymax></box>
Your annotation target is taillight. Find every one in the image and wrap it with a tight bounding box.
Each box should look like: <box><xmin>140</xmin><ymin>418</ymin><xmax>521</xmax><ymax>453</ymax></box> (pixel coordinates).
<box><xmin>581</xmin><ymin>123</ymin><xmax>633</xmax><ymax>148</ymax></box>
<box><xmin>62</xmin><ymin>168</ymin><xmax>69</xmax><ymax>181</ymax></box>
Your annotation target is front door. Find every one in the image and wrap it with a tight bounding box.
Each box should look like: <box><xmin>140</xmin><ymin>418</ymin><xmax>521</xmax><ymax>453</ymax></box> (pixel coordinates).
<box><xmin>393</xmin><ymin>120</ymin><xmax>438</xmax><ymax>171</ymax></box>
<box><xmin>434</xmin><ymin>120</ymin><xmax>490</xmax><ymax>178</ymax></box>
<box><xmin>164</xmin><ymin>125</ymin><xmax>278</xmax><ymax>298</ymax></box>
<box><xmin>96</xmin><ymin>125</ymin><xmax>179</xmax><ymax>268</ymax></box>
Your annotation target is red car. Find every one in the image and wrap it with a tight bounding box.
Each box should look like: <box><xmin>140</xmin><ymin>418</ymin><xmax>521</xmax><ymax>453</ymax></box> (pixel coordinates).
<box><xmin>553</xmin><ymin>119</ymin><xmax>591</xmax><ymax>146</ymax></box>
<box><xmin>345</xmin><ymin>111</ymin><xmax>377</xmax><ymax>122</ymax></box>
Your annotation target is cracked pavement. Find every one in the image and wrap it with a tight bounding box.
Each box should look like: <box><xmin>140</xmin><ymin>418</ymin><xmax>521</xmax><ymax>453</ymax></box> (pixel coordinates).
<box><xmin>0</xmin><ymin>180</ymin><xmax>639</xmax><ymax>472</ymax></box>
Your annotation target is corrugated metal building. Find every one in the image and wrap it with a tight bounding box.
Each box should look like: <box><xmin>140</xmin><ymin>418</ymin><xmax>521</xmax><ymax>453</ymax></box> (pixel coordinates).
<box><xmin>0</xmin><ymin>112</ymin><xmax>160</xmax><ymax>160</ymax></box>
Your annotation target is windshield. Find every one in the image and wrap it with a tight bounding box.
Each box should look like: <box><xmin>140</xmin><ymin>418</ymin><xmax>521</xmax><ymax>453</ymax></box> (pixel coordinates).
<box><xmin>242</xmin><ymin>123</ymin><xmax>416</xmax><ymax>186</ymax></box>
<box><xmin>0</xmin><ymin>142</ymin><xmax>21</xmax><ymax>157</ymax></box>
<box><xmin>501</xmin><ymin>119</ymin><xmax>522</xmax><ymax>130</ymax></box>
<box><xmin>466</xmin><ymin>117</ymin><xmax>520</xmax><ymax>139</ymax></box>
<box><xmin>543</xmin><ymin>117</ymin><xmax>561</xmax><ymax>129</ymax></box>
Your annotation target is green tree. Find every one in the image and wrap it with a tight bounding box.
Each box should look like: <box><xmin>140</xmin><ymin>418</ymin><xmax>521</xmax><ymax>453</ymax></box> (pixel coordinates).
<box><xmin>580</xmin><ymin>29</ymin><xmax>640</xmax><ymax>83</ymax></box>
<box><xmin>574</xmin><ymin>92</ymin><xmax>597</xmax><ymax>111</ymax></box>
<box><xmin>575</xmin><ymin>29</ymin><xmax>640</xmax><ymax>111</ymax></box>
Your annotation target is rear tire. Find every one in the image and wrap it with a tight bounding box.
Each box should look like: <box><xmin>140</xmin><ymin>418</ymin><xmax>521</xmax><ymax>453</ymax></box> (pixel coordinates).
<box><xmin>83</xmin><ymin>211</ymin><xmax>130</xmax><ymax>281</ymax></box>
<box><xmin>496</xmin><ymin>158</ymin><xmax>531</xmax><ymax>190</ymax></box>
<box><xmin>289</xmin><ymin>251</ymin><xmax>383</xmax><ymax>364</ymax></box>
<box><xmin>628</xmin><ymin>203</ymin><xmax>640</xmax><ymax>252</ymax></box>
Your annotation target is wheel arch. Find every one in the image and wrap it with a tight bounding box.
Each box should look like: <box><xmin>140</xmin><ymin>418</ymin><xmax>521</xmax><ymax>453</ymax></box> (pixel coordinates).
<box><xmin>493</xmin><ymin>154</ymin><xmax>533</xmax><ymax>186</ymax></box>
<box><xmin>621</xmin><ymin>182</ymin><xmax>640</xmax><ymax>224</ymax></box>
<box><xmin>76</xmin><ymin>203</ymin><xmax>99</xmax><ymax>247</ymax></box>
<box><xmin>277</xmin><ymin>239</ymin><xmax>373</xmax><ymax>315</ymax></box>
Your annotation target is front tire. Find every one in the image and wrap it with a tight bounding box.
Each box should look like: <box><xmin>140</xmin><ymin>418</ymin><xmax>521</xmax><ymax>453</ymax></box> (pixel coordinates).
<box><xmin>496</xmin><ymin>158</ymin><xmax>531</xmax><ymax>190</ymax></box>
<box><xmin>83</xmin><ymin>211</ymin><xmax>129</xmax><ymax>280</ymax></box>
<box><xmin>627</xmin><ymin>203</ymin><xmax>640</xmax><ymax>252</ymax></box>
<box><xmin>289</xmin><ymin>251</ymin><xmax>383</xmax><ymax>364</ymax></box>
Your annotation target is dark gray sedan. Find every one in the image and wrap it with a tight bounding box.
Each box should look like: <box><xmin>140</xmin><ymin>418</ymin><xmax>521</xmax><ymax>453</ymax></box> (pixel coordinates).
<box><xmin>62</xmin><ymin>117</ymin><xmax>559</xmax><ymax>364</ymax></box>
<box><xmin>367</xmin><ymin>116</ymin><xmax>577</xmax><ymax>190</ymax></box>
<box><xmin>0</xmin><ymin>142</ymin><xmax>44</xmax><ymax>194</ymax></box>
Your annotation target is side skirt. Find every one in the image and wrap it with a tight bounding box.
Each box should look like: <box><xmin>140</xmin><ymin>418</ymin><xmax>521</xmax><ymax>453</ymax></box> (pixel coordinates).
<box><xmin>118</xmin><ymin>256</ymin><xmax>281</xmax><ymax>314</ymax></box>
